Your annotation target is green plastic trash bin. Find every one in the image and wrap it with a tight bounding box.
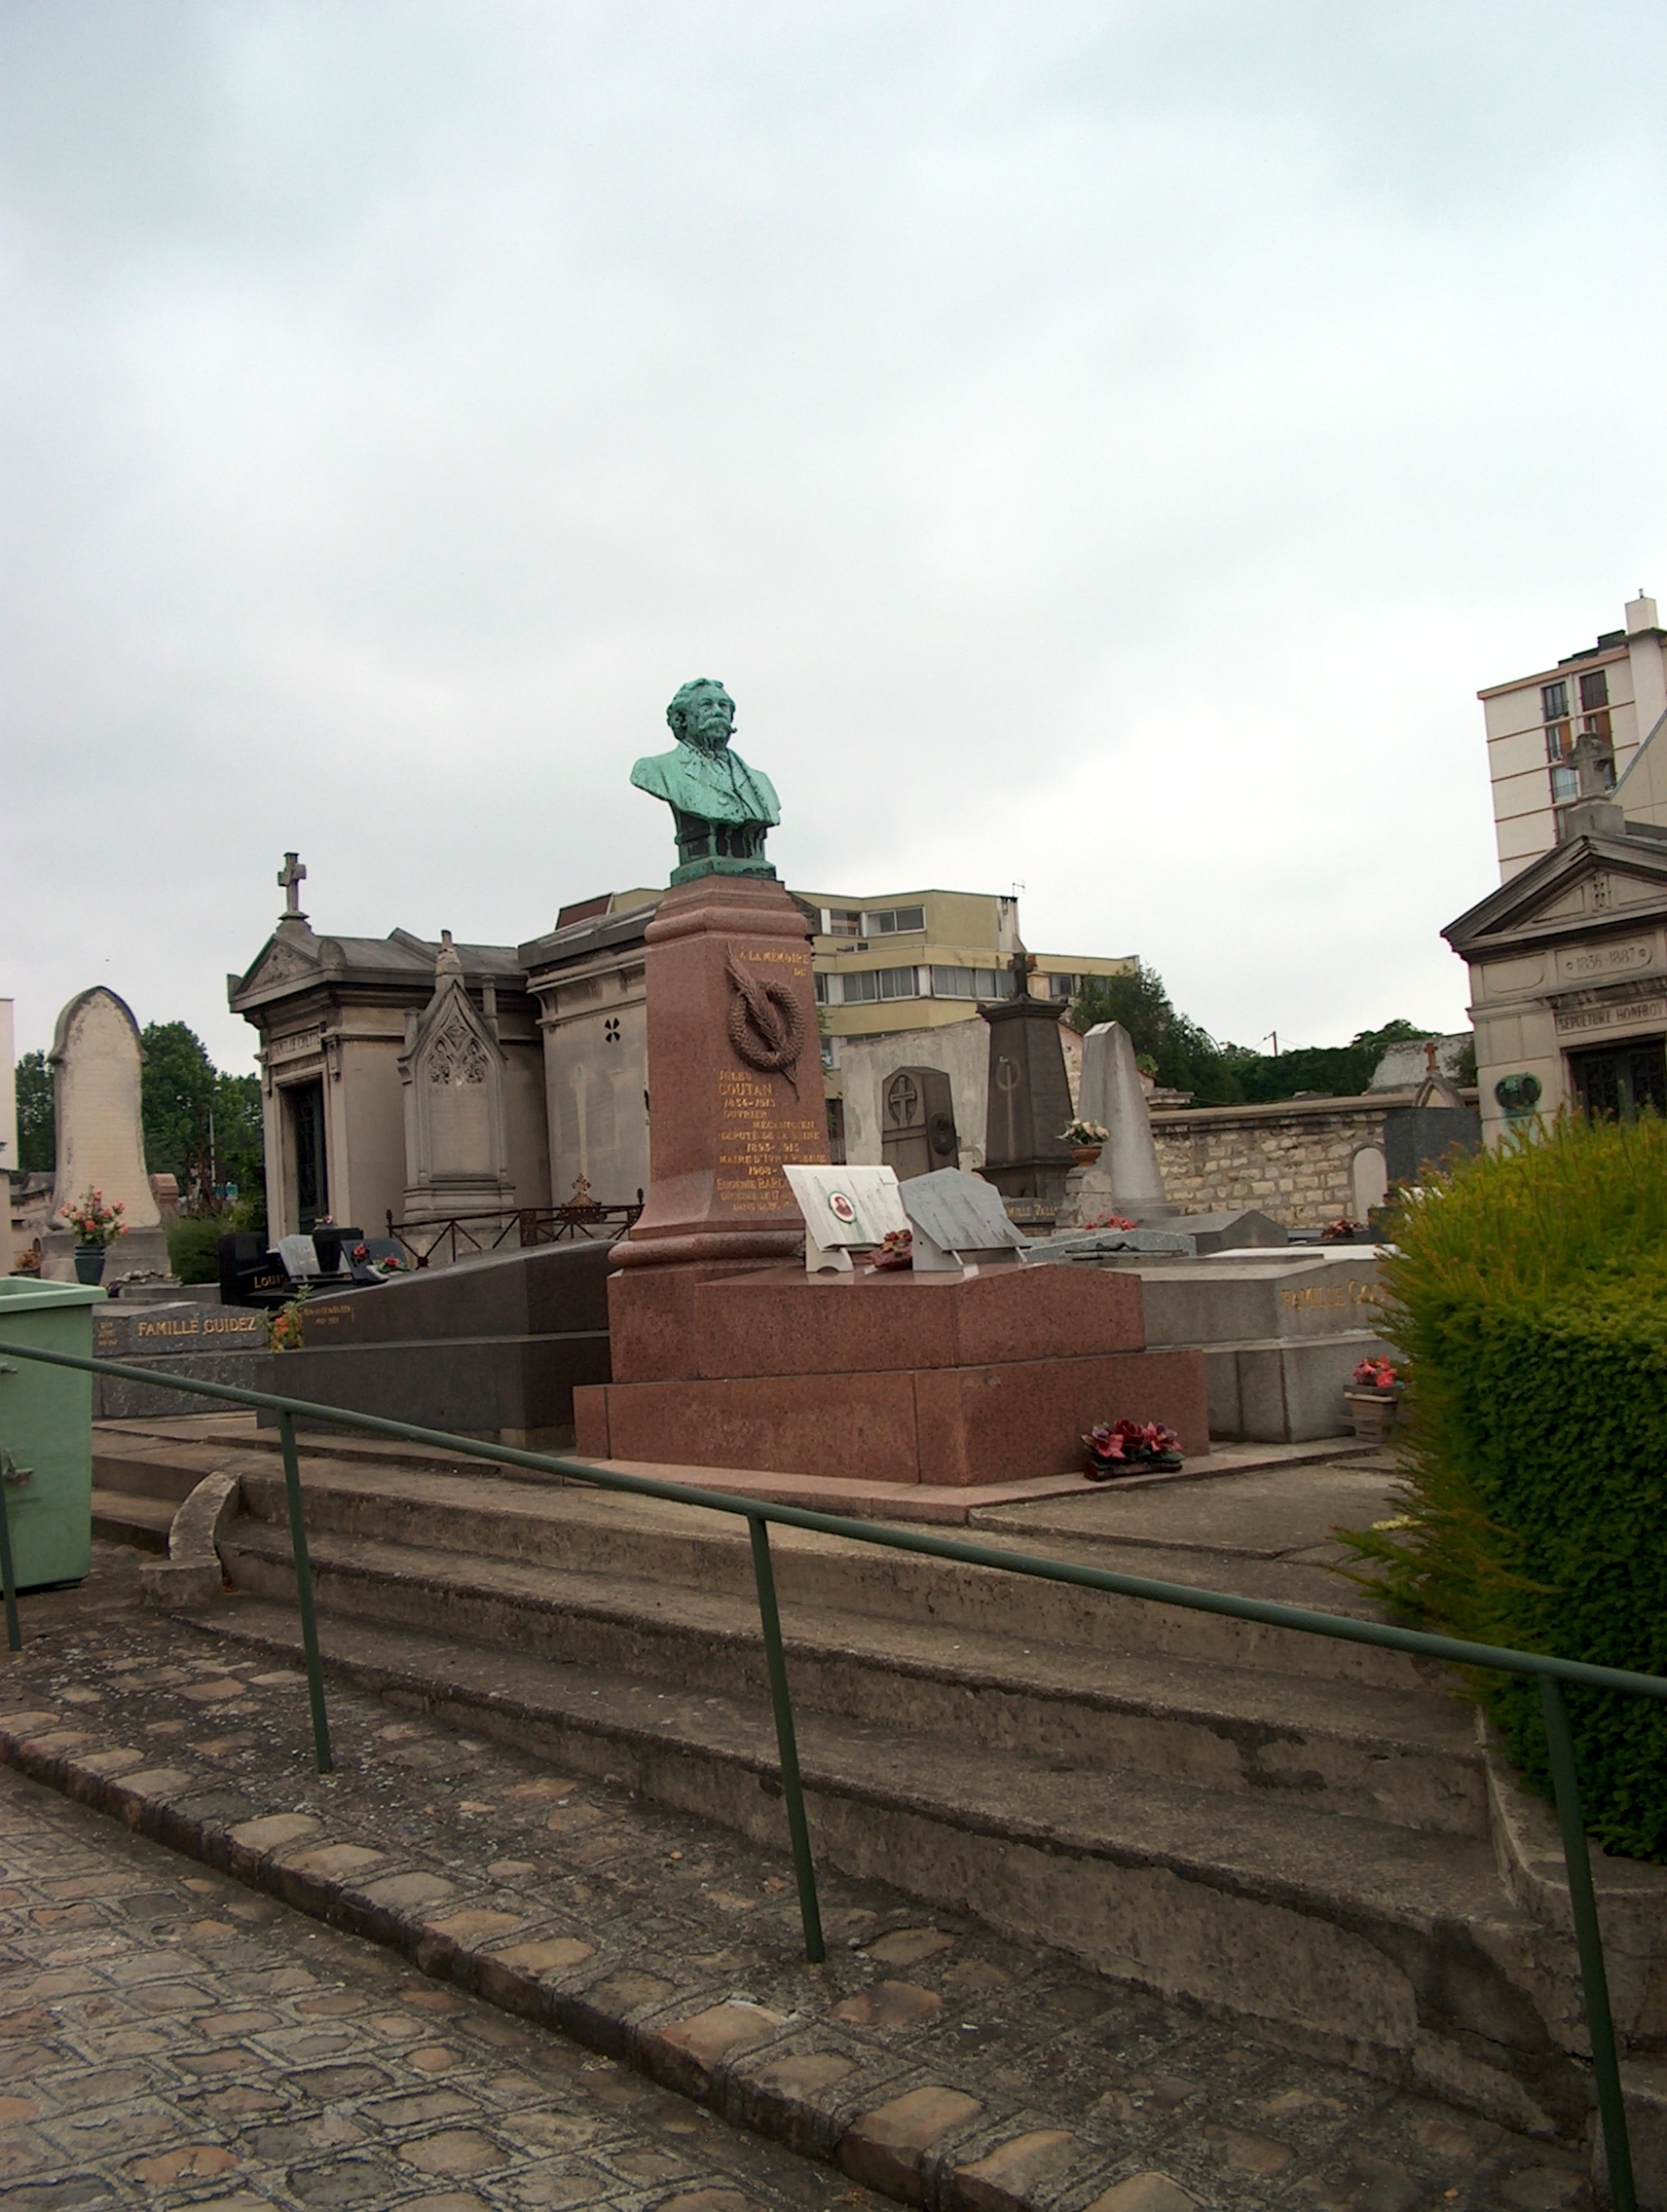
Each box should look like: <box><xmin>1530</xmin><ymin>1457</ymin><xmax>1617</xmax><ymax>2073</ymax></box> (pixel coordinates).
<box><xmin>0</xmin><ymin>1277</ymin><xmax>105</xmax><ymax>1590</ymax></box>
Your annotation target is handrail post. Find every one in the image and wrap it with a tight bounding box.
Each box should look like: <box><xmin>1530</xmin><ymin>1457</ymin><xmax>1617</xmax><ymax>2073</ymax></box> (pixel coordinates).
<box><xmin>278</xmin><ymin>1411</ymin><xmax>333</xmax><ymax>1774</ymax></box>
<box><xmin>747</xmin><ymin>1513</ymin><xmax>825</xmax><ymax>1964</ymax></box>
<box><xmin>1540</xmin><ymin>1677</ymin><xmax>1634</xmax><ymax>2211</ymax></box>
<box><xmin>0</xmin><ymin>1454</ymin><xmax>20</xmax><ymax>1652</ymax></box>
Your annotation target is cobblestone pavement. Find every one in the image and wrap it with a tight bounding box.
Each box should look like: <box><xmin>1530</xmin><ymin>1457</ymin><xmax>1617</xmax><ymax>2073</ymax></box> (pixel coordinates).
<box><xmin>0</xmin><ymin>1546</ymin><xmax>1595</xmax><ymax>2212</ymax></box>
<box><xmin>0</xmin><ymin>1758</ymin><xmax>892</xmax><ymax>2211</ymax></box>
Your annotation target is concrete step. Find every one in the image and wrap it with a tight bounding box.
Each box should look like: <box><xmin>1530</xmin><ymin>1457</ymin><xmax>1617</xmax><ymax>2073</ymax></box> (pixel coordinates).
<box><xmin>220</xmin><ymin>1453</ymin><xmax>1430</xmax><ymax>1691</ymax></box>
<box><xmin>221</xmin><ymin>1515</ymin><xmax>1489</xmax><ymax>1838</ymax></box>
<box><xmin>91</xmin><ymin>1444</ymin><xmax>208</xmax><ymax>1504</ymax></box>
<box><xmin>90</xmin><ymin>1488</ymin><xmax>174</xmax><ymax>1550</ymax></box>
<box><xmin>181</xmin><ymin>1591</ymin><xmax>1584</xmax><ymax>2141</ymax></box>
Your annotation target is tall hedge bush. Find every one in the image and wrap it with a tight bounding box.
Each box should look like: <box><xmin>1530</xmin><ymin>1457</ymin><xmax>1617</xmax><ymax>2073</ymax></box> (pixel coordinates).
<box><xmin>1345</xmin><ymin>1113</ymin><xmax>1667</xmax><ymax>1859</ymax></box>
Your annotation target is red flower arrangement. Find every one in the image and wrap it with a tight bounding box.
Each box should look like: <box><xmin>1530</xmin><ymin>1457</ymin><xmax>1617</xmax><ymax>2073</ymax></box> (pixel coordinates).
<box><xmin>1352</xmin><ymin>1355</ymin><xmax>1399</xmax><ymax>1392</ymax></box>
<box><xmin>869</xmin><ymin>1228</ymin><xmax>913</xmax><ymax>1272</ymax></box>
<box><xmin>1321</xmin><ymin>1218</ymin><xmax>1365</xmax><ymax>1241</ymax></box>
<box><xmin>1082</xmin><ymin>1214</ymin><xmax>1138</xmax><ymax>1233</ymax></box>
<box><xmin>57</xmin><ymin>1187</ymin><xmax>126</xmax><ymax>1247</ymax></box>
<box><xmin>1083</xmin><ymin>1419</ymin><xmax>1183</xmax><ymax>1480</ymax></box>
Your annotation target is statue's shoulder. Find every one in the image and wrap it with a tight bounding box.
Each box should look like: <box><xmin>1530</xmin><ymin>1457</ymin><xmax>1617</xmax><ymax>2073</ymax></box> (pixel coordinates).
<box><xmin>629</xmin><ymin>750</ymin><xmax>679</xmax><ymax>801</ymax></box>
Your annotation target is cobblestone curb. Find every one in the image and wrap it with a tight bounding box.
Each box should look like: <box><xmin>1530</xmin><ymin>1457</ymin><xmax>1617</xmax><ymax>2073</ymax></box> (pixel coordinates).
<box><xmin>0</xmin><ymin>1555</ymin><xmax>1594</xmax><ymax>2212</ymax></box>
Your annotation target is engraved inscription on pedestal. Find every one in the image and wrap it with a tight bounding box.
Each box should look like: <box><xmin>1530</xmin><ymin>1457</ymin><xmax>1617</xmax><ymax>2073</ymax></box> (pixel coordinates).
<box><xmin>715</xmin><ymin>1070</ymin><xmax>824</xmax><ymax>1213</ymax></box>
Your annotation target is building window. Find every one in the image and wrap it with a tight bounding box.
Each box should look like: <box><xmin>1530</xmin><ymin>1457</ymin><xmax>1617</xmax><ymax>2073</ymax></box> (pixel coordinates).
<box><xmin>842</xmin><ymin>966</ymin><xmax>918</xmax><ymax>1004</ymax></box>
<box><xmin>929</xmin><ymin>965</ymin><xmax>1016</xmax><ymax>1001</ymax></box>
<box><xmin>1541</xmin><ymin>681</ymin><xmax>1569</xmax><ymax>721</ymax></box>
<box><xmin>1550</xmin><ymin>764</ymin><xmax>1579</xmax><ymax>802</ymax></box>
<box><xmin>1044</xmin><ymin>974</ymin><xmax>1077</xmax><ymax>1001</ymax></box>
<box><xmin>1578</xmin><ymin>669</ymin><xmax>1610</xmax><ymax>713</ymax></box>
<box><xmin>823</xmin><ymin>908</ymin><xmax>862</xmax><ymax>937</ymax></box>
<box><xmin>813</xmin><ymin>974</ymin><xmax>828</xmax><ymax>1004</ymax></box>
<box><xmin>865</xmin><ymin>905</ymin><xmax>925</xmax><ymax>936</ymax></box>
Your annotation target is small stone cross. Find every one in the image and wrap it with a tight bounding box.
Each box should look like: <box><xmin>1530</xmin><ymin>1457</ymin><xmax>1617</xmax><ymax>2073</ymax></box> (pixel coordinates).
<box><xmin>278</xmin><ymin>852</ymin><xmax>308</xmax><ymax>916</ymax></box>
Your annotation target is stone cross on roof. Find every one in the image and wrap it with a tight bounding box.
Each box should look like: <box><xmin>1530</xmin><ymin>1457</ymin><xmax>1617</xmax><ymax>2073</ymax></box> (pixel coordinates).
<box><xmin>278</xmin><ymin>852</ymin><xmax>308</xmax><ymax>919</ymax></box>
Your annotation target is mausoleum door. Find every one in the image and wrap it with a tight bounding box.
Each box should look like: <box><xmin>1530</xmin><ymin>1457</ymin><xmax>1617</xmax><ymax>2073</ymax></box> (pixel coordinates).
<box><xmin>1569</xmin><ymin>1039</ymin><xmax>1667</xmax><ymax>1123</ymax></box>
<box><xmin>289</xmin><ymin>1080</ymin><xmax>329</xmax><ymax>1230</ymax></box>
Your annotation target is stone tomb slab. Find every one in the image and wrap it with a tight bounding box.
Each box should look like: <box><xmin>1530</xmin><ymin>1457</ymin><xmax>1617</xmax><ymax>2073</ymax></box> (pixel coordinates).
<box><xmin>251</xmin><ymin>1242</ymin><xmax>613</xmax><ymax>1446</ymax></box>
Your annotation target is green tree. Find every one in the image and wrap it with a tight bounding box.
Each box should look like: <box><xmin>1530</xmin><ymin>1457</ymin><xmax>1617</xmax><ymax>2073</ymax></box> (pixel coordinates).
<box><xmin>14</xmin><ymin>1051</ymin><xmax>54</xmax><ymax>1173</ymax></box>
<box><xmin>1066</xmin><ymin>970</ymin><xmax>1449</xmax><ymax>1106</ymax></box>
<box><xmin>1066</xmin><ymin>965</ymin><xmax>1243</xmax><ymax>1102</ymax></box>
<box><xmin>139</xmin><ymin>1023</ymin><xmax>265</xmax><ymax>1218</ymax></box>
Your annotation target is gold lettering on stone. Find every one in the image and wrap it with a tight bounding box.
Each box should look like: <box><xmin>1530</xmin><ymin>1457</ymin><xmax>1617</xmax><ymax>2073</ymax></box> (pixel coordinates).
<box><xmin>1280</xmin><ymin>1281</ymin><xmax>1385</xmax><ymax>1310</ymax></box>
<box><xmin>715</xmin><ymin>1070</ymin><xmax>823</xmax><ymax>1212</ymax></box>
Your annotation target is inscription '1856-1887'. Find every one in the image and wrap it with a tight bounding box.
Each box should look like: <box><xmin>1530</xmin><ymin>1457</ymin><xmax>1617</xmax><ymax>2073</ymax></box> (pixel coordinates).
<box><xmin>715</xmin><ymin>1069</ymin><xmax>823</xmax><ymax>1213</ymax></box>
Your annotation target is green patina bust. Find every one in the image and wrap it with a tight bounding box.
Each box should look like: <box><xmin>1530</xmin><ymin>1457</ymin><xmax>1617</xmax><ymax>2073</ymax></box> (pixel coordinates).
<box><xmin>632</xmin><ymin>679</ymin><xmax>781</xmax><ymax>884</ymax></box>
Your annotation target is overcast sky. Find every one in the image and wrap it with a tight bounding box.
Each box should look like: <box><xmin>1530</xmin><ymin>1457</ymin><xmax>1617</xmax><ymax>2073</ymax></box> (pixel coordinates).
<box><xmin>3</xmin><ymin>1</ymin><xmax>1662</xmax><ymax>1074</ymax></box>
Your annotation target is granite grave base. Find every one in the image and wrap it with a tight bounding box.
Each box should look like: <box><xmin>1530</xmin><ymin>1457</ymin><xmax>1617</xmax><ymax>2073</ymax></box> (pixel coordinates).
<box><xmin>574</xmin><ymin>1259</ymin><xmax>1208</xmax><ymax>1485</ymax></box>
<box><xmin>91</xmin><ymin>1301</ymin><xmax>269</xmax><ymax>1419</ymax></box>
<box><xmin>1054</xmin><ymin>1246</ymin><xmax>1393</xmax><ymax>1442</ymax></box>
<box><xmin>252</xmin><ymin>1241</ymin><xmax>613</xmax><ymax>1448</ymax></box>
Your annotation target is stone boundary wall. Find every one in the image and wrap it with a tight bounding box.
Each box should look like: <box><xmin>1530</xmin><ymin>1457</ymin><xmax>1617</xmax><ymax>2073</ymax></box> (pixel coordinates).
<box><xmin>1150</xmin><ymin>1093</ymin><xmax>1413</xmax><ymax>1225</ymax></box>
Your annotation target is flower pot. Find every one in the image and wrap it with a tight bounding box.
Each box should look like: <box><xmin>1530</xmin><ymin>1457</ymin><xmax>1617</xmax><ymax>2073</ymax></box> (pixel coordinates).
<box><xmin>1070</xmin><ymin>1145</ymin><xmax>1103</xmax><ymax>1168</ymax></box>
<box><xmin>1344</xmin><ymin>1386</ymin><xmax>1401</xmax><ymax>1444</ymax></box>
<box><xmin>1085</xmin><ymin>1455</ymin><xmax>1133</xmax><ymax>1481</ymax></box>
<box><xmin>72</xmin><ymin>1245</ymin><xmax>106</xmax><ymax>1286</ymax></box>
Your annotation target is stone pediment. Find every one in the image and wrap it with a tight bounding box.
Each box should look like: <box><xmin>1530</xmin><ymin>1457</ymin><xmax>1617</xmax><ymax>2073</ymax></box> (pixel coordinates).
<box><xmin>230</xmin><ymin>930</ymin><xmax>322</xmax><ymax>1005</ymax></box>
<box><xmin>1445</xmin><ymin>829</ymin><xmax>1667</xmax><ymax>961</ymax></box>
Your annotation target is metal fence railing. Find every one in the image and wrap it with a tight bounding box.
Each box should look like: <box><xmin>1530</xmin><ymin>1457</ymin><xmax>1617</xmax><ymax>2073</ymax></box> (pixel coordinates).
<box><xmin>385</xmin><ymin>1197</ymin><xmax>645</xmax><ymax>1271</ymax></box>
<box><xmin>0</xmin><ymin>1334</ymin><xmax>1657</xmax><ymax>2210</ymax></box>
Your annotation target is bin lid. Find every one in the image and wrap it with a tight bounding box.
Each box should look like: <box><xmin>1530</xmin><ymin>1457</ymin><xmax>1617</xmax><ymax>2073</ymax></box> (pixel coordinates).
<box><xmin>0</xmin><ymin>1278</ymin><xmax>106</xmax><ymax>1312</ymax></box>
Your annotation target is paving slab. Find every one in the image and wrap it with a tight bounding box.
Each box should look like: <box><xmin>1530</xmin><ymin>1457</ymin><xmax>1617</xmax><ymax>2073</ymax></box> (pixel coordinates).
<box><xmin>971</xmin><ymin>1458</ymin><xmax>1402</xmax><ymax>1564</ymax></box>
<box><xmin>0</xmin><ymin>1542</ymin><xmax>1596</xmax><ymax>2210</ymax></box>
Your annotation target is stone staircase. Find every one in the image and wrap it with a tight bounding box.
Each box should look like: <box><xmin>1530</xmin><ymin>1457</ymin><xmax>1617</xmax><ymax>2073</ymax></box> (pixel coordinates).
<box><xmin>91</xmin><ymin>1432</ymin><xmax>209</xmax><ymax>1550</ymax></box>
<box><xmin>92</xmin><ymin>1416</ymin><xmax>1667</xmax><ymax>2170</ymax></box>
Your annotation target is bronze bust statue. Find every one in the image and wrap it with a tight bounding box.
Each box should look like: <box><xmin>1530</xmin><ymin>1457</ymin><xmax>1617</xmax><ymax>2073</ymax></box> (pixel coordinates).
<box><xmin>631</xmin><ymin>680</ymin><xmax>781</xmax><ymax>882</ymax></box>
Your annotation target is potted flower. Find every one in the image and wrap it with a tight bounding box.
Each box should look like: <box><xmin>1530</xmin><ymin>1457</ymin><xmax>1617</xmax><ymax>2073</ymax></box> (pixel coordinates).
<box><xmin>1083</xmin><ymin>1419</ymin><xmax>1184</xmax><ymax>1480</ymax></box>
<box><xmin>1082</xmin><ymin>1213</ymin><xmax>1138</xmax><ymax>1233</ymax></box>
<box><xmin>1061</xmin><ymin>1118</ymin><xmax>1109</xmax><ymax>1167</ymax></box>
<box><xmin>57</xmin><ymin>1188</ymin><xmax>126</xmax><ymax>1284</ymax></box>
<box><xmin>1320</xmin><ymin>1217</ymin><xmax>1364</xmax><ymax>1242</ymax></box>
<box><xmin>1344</xmin><ymin>1355</ymin><xmax>1403</xmax><ymax>1442</ymax></box>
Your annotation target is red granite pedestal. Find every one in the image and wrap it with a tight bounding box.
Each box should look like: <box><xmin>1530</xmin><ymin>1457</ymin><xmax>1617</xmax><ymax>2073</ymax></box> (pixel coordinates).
<box><xmin>593</xmin><ymin>866</ymin><xmax>1208</xmax><ymax>1486</ymax></box>
<box><xmin>576</xmin><ymin>1261</ymin><xmax>1208</xmax><ymax>1487</ymax></box>
<box><xmin>614</xmin><ymin>871</ymin><xmax>828</xmax><ymax>1272</ymax></box>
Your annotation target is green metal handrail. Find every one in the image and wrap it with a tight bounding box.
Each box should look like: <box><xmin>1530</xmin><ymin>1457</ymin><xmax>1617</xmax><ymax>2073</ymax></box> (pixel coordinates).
<box><xmin>0</xmin><ymin>1336</ymin><xmax>1655</xmax><ymax>2208</ymax></box>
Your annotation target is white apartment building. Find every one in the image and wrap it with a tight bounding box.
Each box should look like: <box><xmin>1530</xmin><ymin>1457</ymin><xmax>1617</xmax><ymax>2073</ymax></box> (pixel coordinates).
<box><xmin>1482</xmin><ymin>592</ymin><xmax>1667</xmax><ymax>881</ymax></box>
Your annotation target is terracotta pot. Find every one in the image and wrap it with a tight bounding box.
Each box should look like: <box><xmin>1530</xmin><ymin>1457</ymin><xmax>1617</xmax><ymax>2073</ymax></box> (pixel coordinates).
<box><xmin>1070</xmin><ymin>1144</ymin><xmax>1103</xmax><ymax>1168</ymax></box>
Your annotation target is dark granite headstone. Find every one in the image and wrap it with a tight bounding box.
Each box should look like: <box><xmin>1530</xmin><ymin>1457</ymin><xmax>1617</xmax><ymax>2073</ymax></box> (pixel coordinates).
<box><xmin>218</xmin><ymin>1232</ymin><xmax>293</xmax><ymax>1309</ymax></box>
<box><xmin>253</xmin><ymin>1240</ymin><xmax>614</xmax><ymax>1447</ymax></box>
<box><xmin>979</xmin><ymin>978</ymin><xmax>1077</xmax><ymax>1206</ymax></box>
<box><xmin>1384</xmin><ymin>1106</ymin><xmax>1482</xmax><ymax>1188</ymax></box>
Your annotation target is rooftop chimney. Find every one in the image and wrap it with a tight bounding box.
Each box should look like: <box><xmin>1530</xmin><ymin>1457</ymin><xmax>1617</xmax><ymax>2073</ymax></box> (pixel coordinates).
<box><xmin>1626</xmin><ymin>591</ymin><xmax>1658</xmax><ymax>636</ymax></box>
